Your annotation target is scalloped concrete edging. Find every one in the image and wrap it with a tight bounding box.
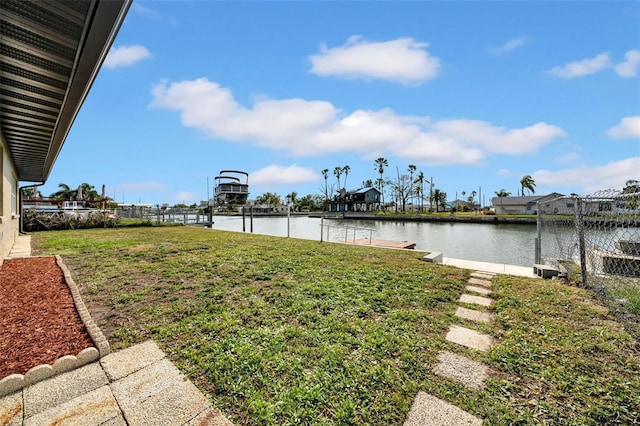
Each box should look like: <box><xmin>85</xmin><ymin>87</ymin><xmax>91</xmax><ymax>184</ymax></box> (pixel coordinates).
<box><xmin>0</xmin><ymin>256</ymin><xmax>111</xmax><ymax>398</ymax></box>
<box><xmin>55</xmin><ymin>255</ymin><xmax>111</xmax><ymax>357</ymax></box>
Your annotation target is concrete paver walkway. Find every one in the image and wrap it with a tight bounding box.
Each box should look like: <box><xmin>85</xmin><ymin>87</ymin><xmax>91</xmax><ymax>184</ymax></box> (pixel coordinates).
<box><xmin>1</xmin><ymin>341</ymin><xmax>234</xmax><ymax>426</ymax></box>
<box><xmin>403</xmin><ymin>392</ymin><xmax>482</xmax><ymax>426</ymax></box>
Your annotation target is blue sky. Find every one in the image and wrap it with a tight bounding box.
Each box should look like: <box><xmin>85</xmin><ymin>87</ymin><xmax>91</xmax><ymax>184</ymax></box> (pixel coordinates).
<box><xmin>40</xmin><ymin>1</ymin><xmax>639</xmax><ymax>206</ymax></box>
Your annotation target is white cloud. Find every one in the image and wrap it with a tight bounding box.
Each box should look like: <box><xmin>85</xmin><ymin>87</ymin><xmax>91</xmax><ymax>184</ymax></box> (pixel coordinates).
<box><xmin>533</xmin><ymin>157</ymin><xmax>640</xmax><ymax>194</ymax></box>
<box><xmin>131</xmin><ymin>3</ymin><xmax>178</xmax><ymax>27</ymax></box>
<box><xmin>309</xmin><ymin>36</ymin><xmax>440</xmax><ymax>85</ymax></box>
<box><xmin>104</xmin><ymin>45</ymin><xmax>152</xmax><ymax>68</ymax></box>
<box><xmin>497</xmin><ymin>169</ymin><xmax>512</xmax><ymax>177</ymax></box>
<box><xmin>607</xmin><ymin>116</ymin><xmax>640</xmax><ymax>139</ymax></box>
<box><xmin>547</xmin><ymin>53</ymin><xmax>610</xmax><ymax>79</ymax></box>
<box><xmin>150</xmin><ymin>78</ymin><xmax>566</xmax><ymax>166</ymax></box>
<box><xmin>615</xmin><ymin>49</ymin><xmax>640</xmax><ymax>78</ymax></box>
<box><xmin>554</xmin><ymin>152</ymin><xmax>580</xmax><ymax>165</ymax></box>
<box><xmin>489</xmin><ymin>38</ymin><xmax>525</xmax><ymax>55</ymax></box>
<box><xmin>131</xmin><ymin>3</ymin><xmax>161</xmax><ymax>19</ymax></box>
<box><xmin>250</xmin><ymin>165</ymin><xmax>318</xmax><ymax>186</ymax></box>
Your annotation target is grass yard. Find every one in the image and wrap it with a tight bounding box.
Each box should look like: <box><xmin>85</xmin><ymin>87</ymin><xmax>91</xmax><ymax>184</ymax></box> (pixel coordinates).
<box><xmin>32</xmin><ymin>226</ymin><xmax>639</xmax><ymax>425</ymax></box>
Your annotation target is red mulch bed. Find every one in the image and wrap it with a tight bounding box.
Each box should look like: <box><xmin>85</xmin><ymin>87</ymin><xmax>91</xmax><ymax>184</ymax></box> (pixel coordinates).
<box><xmin>0</xmin><ymin>257</ymin><xmax>94</xmax><ymax>378</ymax></box>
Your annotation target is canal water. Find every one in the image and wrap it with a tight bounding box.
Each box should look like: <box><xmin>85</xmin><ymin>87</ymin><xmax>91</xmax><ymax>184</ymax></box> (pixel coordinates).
<box><xmin>210</xmin><ymin>215</ymin><xmax>537</xmax><ymax>267</ymax></box>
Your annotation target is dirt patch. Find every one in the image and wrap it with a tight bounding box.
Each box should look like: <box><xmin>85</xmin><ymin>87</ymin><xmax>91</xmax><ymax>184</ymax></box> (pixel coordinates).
<box><xmin>0</xmin><ymin>257</ymin><xmax>94</xmax><ymax>377</ymax></box>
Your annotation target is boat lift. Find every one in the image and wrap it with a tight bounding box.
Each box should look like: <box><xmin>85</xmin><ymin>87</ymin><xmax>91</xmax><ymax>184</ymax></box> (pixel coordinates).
<box><xmin>214</xmin><ymin>170</ymin><xmax>249</xmax><ymax>207</ymax></box>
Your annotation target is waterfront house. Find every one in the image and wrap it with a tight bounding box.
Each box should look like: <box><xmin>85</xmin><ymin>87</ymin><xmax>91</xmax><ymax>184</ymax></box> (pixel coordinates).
<box><xmin>330</xmin><ymin>187</ymin><xmax>381</xmax><ymax>212</ymax></box>
<box><xmin>0</xmin><ymin>0</ymin><xmax>131</xmax><ymax>264</ymax></box>
<box><xmin>491</xmin><ymin>193</ymin><xmax>563</xmax><ymax>215</ymax></box>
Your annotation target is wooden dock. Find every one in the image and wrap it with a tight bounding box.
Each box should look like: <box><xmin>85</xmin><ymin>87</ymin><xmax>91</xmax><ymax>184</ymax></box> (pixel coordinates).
<box><xmin>349</xmin><ymin>238</ymin><xmax>416</xmax><ymax>249</ymax></box>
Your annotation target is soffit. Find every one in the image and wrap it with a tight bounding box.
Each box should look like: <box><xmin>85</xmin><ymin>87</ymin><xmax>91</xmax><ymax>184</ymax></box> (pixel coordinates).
<box><xmin>0</xmin><ymin>0</ymin><xmax>131</xmax><ymax>182</ymax></box>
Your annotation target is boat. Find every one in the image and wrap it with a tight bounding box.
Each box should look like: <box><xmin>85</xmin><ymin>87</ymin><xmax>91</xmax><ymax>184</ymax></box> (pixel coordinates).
<box><xmin>214</xmin><ymin>170</ymin><xmax>249</xmax><ymax>206</ymax></box>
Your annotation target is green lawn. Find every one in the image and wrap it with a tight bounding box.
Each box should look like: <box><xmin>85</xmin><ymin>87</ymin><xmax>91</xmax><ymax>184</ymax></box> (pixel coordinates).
<box><xmin>33</xmin><ymin>227</ymin><xmax>639</xmax><ymax>425</ymax></box>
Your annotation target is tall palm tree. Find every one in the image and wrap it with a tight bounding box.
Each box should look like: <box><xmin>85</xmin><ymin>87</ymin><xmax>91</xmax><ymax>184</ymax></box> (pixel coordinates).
<box><xmin>374</xmin><ymin>157</ymin><xmax>388</xmax><ymax>204</ymax></box>
<box><xmin>470</xmin><ymin>190</ymin><xmax>477</xmax><ymax>211</ymax></box>
<box><xmin>461</xmin><ymin>191</ymin><xmax>466</xmax><ymax>210</ymax></box>
<box><xmin>342</xmin><ymin>165</ymin><xmax>351</xmax><ymax>190</ymax></box>
<box><xmin>415</xmin><ymin>171</ymin><xmax>425</xmax><ymax>212</ymax></box>
<box><xmin>408</xmin><ymin>164</ymin><xmax>416</xmax><ymax>209</ymax></box>
<box><xmin>520</xmin><ymin>175</ymin><xmax>536</xmax><ymax>196</ymax></box>
<box><xmin>321</xmin><ymin>169</ymin><xmax>329</xmax><ymax>209</ymax></box>
<box><xmin>334</xmin><ymin>167</ymin><xmax>343</xmax><ymax>191</ymax></box>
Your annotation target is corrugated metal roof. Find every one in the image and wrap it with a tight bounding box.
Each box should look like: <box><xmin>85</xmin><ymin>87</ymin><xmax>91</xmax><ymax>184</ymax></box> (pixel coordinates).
<box><xmin>0</xmin><ymin>0</ymin><xmax>131</xmax><ymax>182</ymax></box>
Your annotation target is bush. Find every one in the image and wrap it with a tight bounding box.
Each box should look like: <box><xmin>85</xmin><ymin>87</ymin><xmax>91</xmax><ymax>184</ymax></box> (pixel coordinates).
<box><xmin>22</xmin><ymin>209</ymin><xmax>119</xmax><ymax>231</ymax></box>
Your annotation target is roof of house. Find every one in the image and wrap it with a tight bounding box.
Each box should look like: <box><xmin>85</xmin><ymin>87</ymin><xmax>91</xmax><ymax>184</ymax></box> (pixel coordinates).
<box><xmin>352</xmin><ymin>187</ymin><xmax>381</xmax><ymax>194</ymax></box>
<box><xmin>491</xmin><ymin>193</ymin><xmax>564</xmax><ymax>206</ymax></box>
<box><xmin>0</xmin><ymin>0</ymin><xmax>132</xmax><ymax>182</ymax></box>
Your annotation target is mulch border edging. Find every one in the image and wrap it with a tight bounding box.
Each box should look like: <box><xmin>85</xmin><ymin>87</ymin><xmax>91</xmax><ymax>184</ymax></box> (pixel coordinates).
<box><xmin>55</xmin><ymin>255</ymin><xmax>111</xmax><ymax>357</ymax></box>
<box><xmin>0</xmin><ymin>256</ymin><xmax>111</xmax><ymax>397</ymax></box>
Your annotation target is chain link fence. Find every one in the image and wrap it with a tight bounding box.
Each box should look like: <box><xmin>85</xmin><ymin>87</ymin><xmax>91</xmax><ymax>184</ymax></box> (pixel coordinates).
<box><xmin>536</xmin><ymin>189</ymin><xmax>640</xmax><ymax>342</ymax></box>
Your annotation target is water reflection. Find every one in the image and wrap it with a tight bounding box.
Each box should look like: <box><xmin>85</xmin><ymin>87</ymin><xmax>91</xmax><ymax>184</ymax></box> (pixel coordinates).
<box><xmin>211</xmin><ymin>216</ymin><xmax>537</xmax><ymax>266</ymax></box>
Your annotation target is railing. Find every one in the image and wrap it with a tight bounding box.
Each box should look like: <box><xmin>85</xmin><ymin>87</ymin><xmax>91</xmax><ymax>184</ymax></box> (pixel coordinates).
<box><xmin>319</xmin><ymin>218</ymin><xmax>375</xmax><ymax>243</ymax></box>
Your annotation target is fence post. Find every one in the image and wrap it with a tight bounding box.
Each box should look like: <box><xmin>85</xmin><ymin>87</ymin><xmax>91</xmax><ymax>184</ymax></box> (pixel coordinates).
<box><xmin>575</xmin><ymin>197</ymin><xmax>588</xmax><ymax>287</ymax></box>
<box><xmin>535</xmin><ymin>201</ymin><xmax>542</xmax><ymax>264</ymax></box>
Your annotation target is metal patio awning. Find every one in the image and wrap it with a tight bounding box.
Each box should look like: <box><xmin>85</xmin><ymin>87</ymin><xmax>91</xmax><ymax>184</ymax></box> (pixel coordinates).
<box><xmin>0</xmin><ymin>0</ymin><xmax>131</xmax><ymax>182</ymax></box>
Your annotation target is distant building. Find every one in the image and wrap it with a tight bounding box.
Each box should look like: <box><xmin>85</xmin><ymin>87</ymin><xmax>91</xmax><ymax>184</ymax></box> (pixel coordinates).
<box><xmin>491</xmin><ymin>193</ymin><xmax>563</xmax><ymax>215</ymax></box>
<box><xmin>330</xmin><ymin>187</ymin><xmax>381</xmax><ymax>212</ymax></box>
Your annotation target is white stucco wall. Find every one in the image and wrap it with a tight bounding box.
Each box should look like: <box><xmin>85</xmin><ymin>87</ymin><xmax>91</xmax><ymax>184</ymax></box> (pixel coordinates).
<box><xmin>0</xmin><ymin>132</ymin><xmax>20</xmax><ymax>264</ymax></box>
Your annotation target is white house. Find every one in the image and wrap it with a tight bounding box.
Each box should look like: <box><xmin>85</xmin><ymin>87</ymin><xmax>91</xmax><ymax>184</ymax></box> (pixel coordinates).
<box><xmin>0</xmin><ymin>0</ymin><xmax>131</xmax><ymax>264</ymax></box>
<box><xmin>491</xmin><ymin>193</ymin><xmax>564</xmax><ymax>215</ymax></box>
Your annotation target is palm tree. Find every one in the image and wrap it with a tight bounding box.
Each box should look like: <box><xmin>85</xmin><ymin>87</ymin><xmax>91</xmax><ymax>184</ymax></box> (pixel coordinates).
<box><xmin>374</xmin><ymin>157</ymin><xmax>388</xmax><ymax>204</ymax></box>
<box><xmin>321</xmin><ymin>169</ymin><xmax>329</xmax><ymax>209</ymax></box>
<box><xmin>408</xmin><ymin>164</ymin><xmax>416</xmax><ymax>209</ymax></box>
<box><xmin>343</xmin><ymin>165</ymin><xmax>351</xmax><ymax>190</ymax></box>
<box><xmin>50</xmin><ymin>183</ymin><xmax>74</xmax><ymax>200</ymax></box>
<box><xmin>520</xmin><ymin>175</ymin><xmax>536</xmax><ymax>196</ymax></box>
<box><xmin>334</xmin><ymin>167</ymin><xmax>343</xmax><ymax>191</ymax></box>
<box><xmin>461</xmin><ymin>191</ymin><xmax>466</xmax><ymax>210</ymax></box>
<box><xmin>79</xmin><ymin>183</ymin><xmax>99</xmax><ymax>201</ymax></box>
<box><xmin>495</xmin><ymin>189</ymin><xmax>511</xmax><ymax>197</ymax></box>
<box><xmin>469</xmin><ymin>190</ymin><xmax>477</xmax><ymax>212</ymax></box>
<box><xmin>415</xmin><ymin>171</ymin><xmax>425</xmax><ymax>212</ymax></box>
<box><xmin>432</xmin><ymin>189</ymin><xmax>445</xmax><ymax>212</ymax></box>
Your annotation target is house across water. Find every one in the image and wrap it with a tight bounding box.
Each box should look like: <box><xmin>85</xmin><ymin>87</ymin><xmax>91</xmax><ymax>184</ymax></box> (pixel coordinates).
<box><xmin>330</xmin><ymin>187</ymin><xmax>381</xmax><ymax>212</ymax></box>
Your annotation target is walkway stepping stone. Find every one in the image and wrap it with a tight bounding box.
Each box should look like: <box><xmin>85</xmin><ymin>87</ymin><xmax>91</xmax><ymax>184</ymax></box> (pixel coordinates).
<box><xmin>465</xmin><ymin>285</ymin><xmax>492</xmax><ymax>296</ymax></box>
<box><xmin>446</xmin><ymin>325</ymin><xmax>495</xmax><ymax>352</ymax></box>
<box><xmin>110</xmin><ymin>358</ymin><xmax>210</xmax><ymax>426</ymax></box>
<box><xmin>403</xmin><ymin>391</ymin><xmax>482</xmax><ymax>426</ymax></box>
<box><xmin>23</xmin><ymin>363</ymin><xmax>108</xmax><ymax>417</ymax></box>
<box><xmin>0</xmin><ymin>391</ymin><xmax>22</xmax><ymax>426</ymax></box>
<box><xmin>470</xmin><ymin>272</ymin><xmax>494</xmax><ymax>279</ymax></box>
<box><xmin>455</xmin><ymin>306</ymin><xmax>494</xmax><ymax>324</ymax></box>
<box><xmin>468</xmin><ymin>277</ymin><xmax>492</xmax><ymax>288</ymax></box>
<box><xmin>24</xmin><ymin>385</ymin><xmax>120</xmax><ymax>426</ymax></box>
<box><xmin>459</xmin><ymin>294</ymin><xmax>492</xmax><ymax>307</ymax></box>
<box><xmin>433</xmin><ymin>351</ymin><xmax>489</xmax><ymax>389</ymax></box>
<box><xmin>100</xmin><ymin>340</ymin><xmax>165</xmax><ymax>381</ymax></box>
